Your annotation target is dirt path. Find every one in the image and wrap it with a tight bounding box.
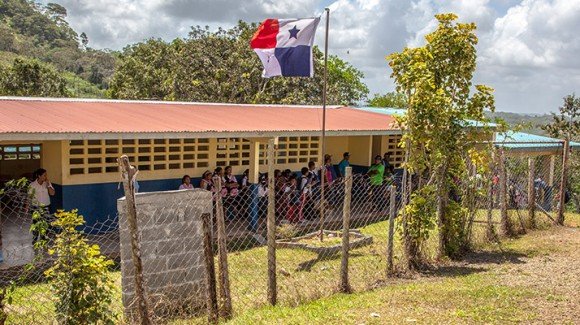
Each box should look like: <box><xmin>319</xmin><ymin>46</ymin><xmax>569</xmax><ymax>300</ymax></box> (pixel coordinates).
<box><xmin>498</xmin><ymin>226</ymin><xmax>579</xmax><ymax>324</ymax></box>
<box><xmin>456</xmin><ymin>226</ymin><xmax>580</xmax><ymax>324</ymax></box>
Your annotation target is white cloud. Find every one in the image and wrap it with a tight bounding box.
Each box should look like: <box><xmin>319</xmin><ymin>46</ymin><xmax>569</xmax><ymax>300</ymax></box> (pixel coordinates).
<box><xmin>49</xmin><ymin>0</ymin><xmax>580</xmax><ymax>113</ymax></box>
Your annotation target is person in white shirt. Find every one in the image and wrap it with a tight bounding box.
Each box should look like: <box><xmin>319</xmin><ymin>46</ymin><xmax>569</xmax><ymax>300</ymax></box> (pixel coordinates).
<box><xmin>29</xmin><ymin>168</ymin><xmax>55</xmax><ymax>208</ymax></box>
<box><xmin>29</xmin><ymin>168</ymin><xmax>55</xmax><ymax>244</ymax></box>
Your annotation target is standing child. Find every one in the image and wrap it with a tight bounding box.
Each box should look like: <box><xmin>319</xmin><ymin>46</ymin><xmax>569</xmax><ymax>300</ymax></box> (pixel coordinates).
<box><xmin>284</xmin><ymin>174</ymin><xmax>301</xmax><ymax>223</ymax></box>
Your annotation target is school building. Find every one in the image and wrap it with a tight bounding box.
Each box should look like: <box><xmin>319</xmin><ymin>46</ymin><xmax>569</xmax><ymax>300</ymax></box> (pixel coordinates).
<box><xmin>0</xmin><ymin>97</ymin><xmax>576</xmax><ymax>228</ymax></box>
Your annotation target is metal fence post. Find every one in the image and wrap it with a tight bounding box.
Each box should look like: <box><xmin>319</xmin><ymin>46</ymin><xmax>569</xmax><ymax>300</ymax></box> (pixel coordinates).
<box><xmin>340</xmin><ymin>167</ymin><xmax>352</xmax><ymax>293</ymax></box>
<box><xmin>386</xmin><ymin>185</ymin><xmax>396</xmax><ymax>276</ymax></box>
<box><xmin>118</xmin><ymin>156</ymin><xmax>151</xmax><ymax>325</ymax></box>
<box><xmin>201</xmin><ymin>212</ymin><xmax>218</xmax><ymax>324</ymax></box>
<box><xmin>266</xmin><ymin>139</ymin><xmax>277</xmax><ymax>305</ymax></box>
<box><xmin>214</xmin><ymin>176</ymin><xmax>232</xmax><ymax>319</ymax></box>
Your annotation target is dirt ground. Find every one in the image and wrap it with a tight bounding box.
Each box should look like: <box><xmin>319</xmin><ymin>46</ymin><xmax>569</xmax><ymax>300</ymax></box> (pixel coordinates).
<box><xmin>437</xmin><ymin>225</ymin><xmax>580</xmax><ymax>324</ymax></box>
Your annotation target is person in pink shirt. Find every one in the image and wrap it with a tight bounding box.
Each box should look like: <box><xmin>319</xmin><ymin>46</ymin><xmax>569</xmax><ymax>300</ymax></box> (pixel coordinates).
<box><xmin>179</xmin><ymin>175</ymin><xmax>194</xmax><ymax>190</ymax></box>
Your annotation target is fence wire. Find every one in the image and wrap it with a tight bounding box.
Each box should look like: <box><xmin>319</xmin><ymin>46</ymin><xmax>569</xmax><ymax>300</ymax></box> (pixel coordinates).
<box><xmin>0</xmin><ymin>141</ymin><xmax>572</xmax><ymax>324</ymax></box>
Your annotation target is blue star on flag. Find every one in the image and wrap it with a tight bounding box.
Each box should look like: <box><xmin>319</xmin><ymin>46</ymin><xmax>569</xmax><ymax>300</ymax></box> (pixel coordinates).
<box><xmin>289</xmin><ymin>25</ymin><xmax>300</xmax><ymax>39</ymax></box>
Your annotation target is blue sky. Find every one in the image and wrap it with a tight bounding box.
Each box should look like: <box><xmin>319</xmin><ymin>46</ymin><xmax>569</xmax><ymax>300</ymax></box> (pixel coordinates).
<box><xmin>46</xmin><ymin>0</ymin><xmax>580</xmax><ymax>114</ymax></box>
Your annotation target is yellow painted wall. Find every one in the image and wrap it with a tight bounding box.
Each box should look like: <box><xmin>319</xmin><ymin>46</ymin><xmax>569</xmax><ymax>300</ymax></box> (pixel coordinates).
<box><xmin>325</xmin><ymin>136</ymin><xmax>348</xmax><ymax>164</ymax></box>
<box><xmin>41</xmin><ymin>141</ymin><xmax>64</xmax><ymax>184</ymax></box>
<box><xmin>348</xmin><ymin>136</ymin><xmax>372</xmax><ymax>166</ymax></box>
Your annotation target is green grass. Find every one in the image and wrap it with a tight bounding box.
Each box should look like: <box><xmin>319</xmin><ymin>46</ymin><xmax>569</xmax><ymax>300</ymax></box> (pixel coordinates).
<box><xmin>228</xmin><ymin>273</ymin><xmax>537</xmax><ymax>324</ymax></box>
<box><xmin>5</xmin><ymin>210</ymin><xmax>578</xmax><ymax>324</ymax></box>
<box><xmin>5</xmin><ymin>270</ymin><xmax>123</xmax><ymax>324</ymax></box>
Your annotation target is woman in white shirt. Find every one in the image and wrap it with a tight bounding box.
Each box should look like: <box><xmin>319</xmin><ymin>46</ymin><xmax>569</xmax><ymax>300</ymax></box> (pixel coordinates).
<box><xmin>29</xmin><ymin>168</ymin><xmax>55</xmax><ymax>244</ymax></box>
<box><xmin>29</xmin><ymin>168</ymin><xmax>55</xmax><ymax>208</ymax></box>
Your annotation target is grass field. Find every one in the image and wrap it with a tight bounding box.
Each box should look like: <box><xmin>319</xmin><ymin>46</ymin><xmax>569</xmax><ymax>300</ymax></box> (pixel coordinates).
<box><xmin>5</xmin><ymin>211</ymin><xmax>578</xmax><ymax>324</ymax></box>
<box><xmin>228</xmin><ymin>213</ymin><xmax>580</xmax><ymax>324</ymax></box>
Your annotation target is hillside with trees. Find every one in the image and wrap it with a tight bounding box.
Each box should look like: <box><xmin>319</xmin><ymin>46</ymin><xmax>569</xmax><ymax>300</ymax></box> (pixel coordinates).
<box><xmin>0</xmin><ymin>0</ymin><xmax>116</xmax><ymax>97</ymax></box>
<box><xmin>0</xmin><ymin>1</ymin><xmax>369</xmax><ymax>105</ymax></box>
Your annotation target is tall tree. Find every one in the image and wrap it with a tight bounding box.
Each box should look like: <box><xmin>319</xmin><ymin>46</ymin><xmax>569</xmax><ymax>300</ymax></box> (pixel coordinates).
<box><xmin>368</xmin><ymin>91</ymin><xmax>407</xmax><ymax>108</ymax></box>
<box><xmin>388</xmin><ymin>13</ymin><xmax>495</xmax><ymax>266</ymax></box>
<box><xmin>109</xmin><ymin>21</ymin><xmax>368</xmax><ymax>105</ymax></box>
<box><xmin>0</xmin><ymin>57</ymin><xmax>70</xmax><ymax>97</ymax></box>
<box><xmin>543</xmin><ymin>94</ymin><xmax>580</xmax><ymax>217</ymax></box>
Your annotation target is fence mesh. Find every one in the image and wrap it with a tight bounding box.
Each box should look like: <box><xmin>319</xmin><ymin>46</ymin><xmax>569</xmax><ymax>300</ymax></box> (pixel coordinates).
<box><xmin>0</xmin><ymin>141</ymin><xmax>571</xmax><ymax>324</ymax></box>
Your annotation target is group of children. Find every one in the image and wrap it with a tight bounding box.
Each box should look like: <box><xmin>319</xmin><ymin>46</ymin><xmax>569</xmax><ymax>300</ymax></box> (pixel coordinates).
<box><xmin>176</xmin><ymin>151</ymin><xmax>396</xmax><ymax>224</ymax></box>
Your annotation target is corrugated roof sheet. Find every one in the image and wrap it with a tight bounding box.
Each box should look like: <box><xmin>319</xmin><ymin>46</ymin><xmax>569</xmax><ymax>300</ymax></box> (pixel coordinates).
<box><xmin>355</xmin><ymin>106</ymin><xmax>578</xmax><ymax>151</ymax></box>
<box><xmin>495</xmin><ymin>131</ymin><xmax>580</xmax><ymax>150</ymax></box>
<box><xmin>0</xmin><ymin>97</ymin><xmax>397</xmax><ymax>136</ymax></box>
<box><xmin>355</xmin><ymin>106</ymin><xmax>497</xmax><ymax>127</ymax></box>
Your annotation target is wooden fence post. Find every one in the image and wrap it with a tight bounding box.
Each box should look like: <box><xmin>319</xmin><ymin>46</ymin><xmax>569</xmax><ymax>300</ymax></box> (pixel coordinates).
<box><xmin>499</xmin><ymin>150</ymin><xmax>513</xmax><ymax>236</ymax></box>
<box><xmin>528</xmin><ymin>157</ymin><xmax>536</xmax><ymax>229</ymax></box>
<box><xmin>340</xmin><ymin>167</ymin><xmax>352</xmax><ymax>293</ymax></box>
<box><xmin>557</xmin><ymin>140</ymin><xmax>569</xmax><ymax>225</ymax></box>
<box><xmin>386</xmin><ymin>185</ymin><xmax>396</xmax><ymax>276</ymax></box>
<box><xmin>201</xmin><ymin>213</ymin><xmax>218</xmax><ymax>324</ymax></box>
<box><xmin>486</xmin><ymin>175</ymin><xmax>496</xmax><ymax>241</ymax></box>
<box><xmin>266</xmin><ymin>138</ymin><xmax>277</xmax><ymax>305</ymax></box>
<box><xmin>214</xmin><ymin>176</ymin><xmax>232</xmax><ymax>319</ymax></box>
<box><xmin>118</xmin><ymin>155</ymin><xmax>152</xmax><ymax>325</ymax></box>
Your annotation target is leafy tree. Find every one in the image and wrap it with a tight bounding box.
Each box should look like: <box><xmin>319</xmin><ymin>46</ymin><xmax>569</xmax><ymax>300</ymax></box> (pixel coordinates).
<box><xmin>79</xmin><ymin>31</ymin><xmax>88</xmax><ymax>49</ymax></box>
<box><xmin>0</xmin><ymin>23</ymin><xmax>15</xmax><ymax>51</ymax></box>
<box><xmin>45</xmin><ymin>210</ymin><xmax>116</xmax><ymax>324</ymax></box>
<box><xmin>0</xmin><ymin>57</ymin><xmax>70</xmax><ymax>97</ymax></box>
<box><xmin>388</xmin><ymin>13</ymin><xmax>495</xmax><ymax>266</ymax></box>
<box><xmin>45</xmin><ymin>3</ymin><xmax>67</xmax><ymax>25</ymax></box>
<box><xmin>543</xmin><ymin>94</ymin><xmax>580</xmax><ymax>217</ymax></box>
<box><xmin>368</xmin><ymin>91</ymin><xmax>407</xmax><ymax>108</ymax></box>
<box><xmin>109</xmin><ymin>21</ymin><xmax>368</xmax><ymax>105</ymax></box>
<box><xmin>0</xmin><ymin>0</ymin><xmax>115</xmax><ymax>90</ymax></box>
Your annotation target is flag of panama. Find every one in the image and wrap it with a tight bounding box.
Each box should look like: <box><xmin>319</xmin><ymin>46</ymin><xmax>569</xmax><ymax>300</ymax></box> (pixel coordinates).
<box><xmin>250</xmin><ymin>18</ymin><xmax>321</xmax><ymax>78</ymax></box>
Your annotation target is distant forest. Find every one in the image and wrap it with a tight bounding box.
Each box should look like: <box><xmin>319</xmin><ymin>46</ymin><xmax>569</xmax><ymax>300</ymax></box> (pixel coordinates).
<box><xmin>485</xmin><ymin>111</ymin><xmax>552</xmax><ymax>135</ymax></box>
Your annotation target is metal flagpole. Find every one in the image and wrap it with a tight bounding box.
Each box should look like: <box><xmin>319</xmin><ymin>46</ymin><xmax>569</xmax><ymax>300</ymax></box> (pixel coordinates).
<box><xmin>319</xmin><ymin>8</ymin><xmax>330</xmax><ymax>241</ymax></box>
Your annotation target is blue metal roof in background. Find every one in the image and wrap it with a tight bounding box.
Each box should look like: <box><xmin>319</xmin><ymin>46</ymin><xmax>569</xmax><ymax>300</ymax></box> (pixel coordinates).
<box><xmin>356</xmin><ymin>107</ymin><xmax>578</xmax><ymax>152</ymax></box>
<box><xmin>495</xmin><ymin>131</ymin><xmax>580</xmax><ymax>151</ymax></box>
<box><xmin>356</xmin><ymin>107</ymin><xmax>496</xmax><ymax>128</ymax></box>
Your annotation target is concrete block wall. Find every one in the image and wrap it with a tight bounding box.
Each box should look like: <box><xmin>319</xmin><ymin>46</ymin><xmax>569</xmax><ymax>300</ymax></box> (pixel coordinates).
<box><xmin>117</xmin><ymin>189</ymin><xmax>213</xmax><ymax>320</ymax></box>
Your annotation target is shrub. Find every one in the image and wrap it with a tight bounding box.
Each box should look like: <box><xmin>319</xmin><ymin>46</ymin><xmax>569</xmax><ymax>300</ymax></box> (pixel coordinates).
<box><xmin>44</xmin><ymin>210</ymin><xmax>116</xmax><ymax>324</ymax></box>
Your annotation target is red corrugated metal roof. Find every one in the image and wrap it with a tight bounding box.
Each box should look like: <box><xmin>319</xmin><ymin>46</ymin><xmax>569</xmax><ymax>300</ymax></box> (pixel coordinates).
<box><xmin>0</xmin><ymin>97</ymin><xmax>397</xmax><ymax>136</ymax></box>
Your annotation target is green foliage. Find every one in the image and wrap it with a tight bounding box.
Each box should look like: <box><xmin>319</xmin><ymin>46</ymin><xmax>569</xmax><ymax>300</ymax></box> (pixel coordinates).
<box><xmin>543</xmin><ymin>94</ymin><xmax>580</xmax><ymax>140</ymax></box>
<box><xmin>0</xmin><ymin>57</ymin><xmax>70</xmax><ymax>96</ymax></box>
<box><xmin>0</xmin><ymin>178</ymin><xmax>49</xmax><ymax>321</ymax></box>
<box><xmin>44</xmin><ymin>210</ymin><xmax>116</xmax><ymax>324</ymax></box>
<box><xmin>0</xmin><ymin>0</ymin><xmax>116</xmax><ymax>90</ymax></box>
<box><xmin>109</xmin><ymin>22</ymin><xmax>368</xmax><ymax>105</ymax></box>
<box><xmin>403</xmin><ymin>185</ymin><xmax>437</xmax><ymax>245</ymax></box>
<box><xmin>388</xmin><ymin>13</ymin><xmax>495</xmax><ymax>262</ymax></box>
<box><xmin>543</xmin><ymin>94</ymin><xmax>580</xmax><ymax>211</ymax></box>
<box><xmin>367</xmin><ymin>91</ymin><xmax>408</xmax><ymax>108</ymax></box>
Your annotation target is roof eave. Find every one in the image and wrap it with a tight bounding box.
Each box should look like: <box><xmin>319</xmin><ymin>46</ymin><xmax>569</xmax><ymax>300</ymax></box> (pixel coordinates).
<box><xmin>0</xmin><ymin>129</ymin><xmax>402</xmax><ymax>141</ymax></box>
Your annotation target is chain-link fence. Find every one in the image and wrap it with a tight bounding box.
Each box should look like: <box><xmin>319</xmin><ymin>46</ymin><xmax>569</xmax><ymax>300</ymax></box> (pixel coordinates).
<box><xmin>0</xmin><ymin>179</ymin><xmax>121</xmax><ymax>324</ymax></box>
<box><xmin>0</xmin><ymin>141</ymin><xmax>571</xmax><ymax>324</ymax></box>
